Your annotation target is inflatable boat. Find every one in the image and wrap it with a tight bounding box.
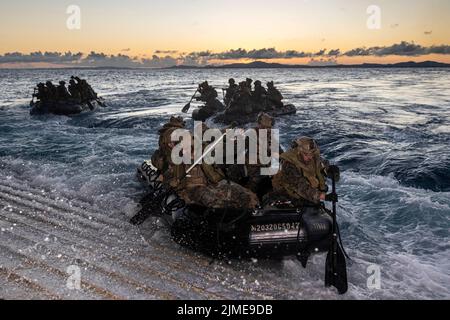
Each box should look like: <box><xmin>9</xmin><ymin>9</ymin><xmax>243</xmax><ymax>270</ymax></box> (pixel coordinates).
<box><xmin>131</xmin><ymin>160</ymin><xmax>349</xmax><ymax>293</ymax></box>
<box><xmin>191</xmin><ymin>100</ymin><xmax>226</xmax><ymax>122</ymax></box>
<box><xmin>213</xmin><ymin>104</ymin><xmax>297</xmax><ymax>125</ymax></box>
<box><xmin>30</xmin><ymin>99</ymin><xmax>105</xmax><ymax>116</ymax></box>
<box><xmin>192</xmin><ymin>108</ymin><xmax>217</xmax><ymax>122</ymax></box>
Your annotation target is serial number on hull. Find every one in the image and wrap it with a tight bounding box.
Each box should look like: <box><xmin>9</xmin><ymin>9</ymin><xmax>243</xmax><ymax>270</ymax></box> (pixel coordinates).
<box><xmin>251</xmin><ymin>222</ymin><xmax>300</xmax><ymax>233</ymax></box>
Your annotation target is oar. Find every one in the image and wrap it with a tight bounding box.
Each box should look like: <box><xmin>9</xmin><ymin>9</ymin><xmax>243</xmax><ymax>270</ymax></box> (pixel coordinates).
<box><xmin>183</xmin><ymin>123</ymin><xmax>238</xmax><ymax>178</ymax></box>
<box><xmin>96</xmin><ymin>98</ymin><xmax>108</xmax><ymax>108</ymax></box>
<box><xmin>30</xmin><ymin>87</ymin><xmax>37</xmax><ymax>107</ymax></box>
<box><xmin>325</xmin><ymin>174</ymin><xmax>348</xmax><ymax>294</ymax></box>
<box><xmin>182</xmin><ymin>89</ymin><xmax>198</xmax><ymax>113</ymax></box>
<box><xmin>185</xmin><ymin>131</ymin><xmax>228</xmax><ymax>175</ymax></box>
<box><xmin>86</xmin><ymin>100</ymin><xmax>95</xmax><ymax>111</ymax></box>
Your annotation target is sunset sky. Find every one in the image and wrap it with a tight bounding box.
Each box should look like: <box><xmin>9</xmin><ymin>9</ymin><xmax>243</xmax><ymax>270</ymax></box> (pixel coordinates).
<box><xmin>1</xmin><ymin>0</ymin><xmax>449</xmax><ymax>67</ymax></box>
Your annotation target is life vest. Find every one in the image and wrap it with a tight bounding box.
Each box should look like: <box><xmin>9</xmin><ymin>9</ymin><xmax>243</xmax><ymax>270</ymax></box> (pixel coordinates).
<box><xmin>278</xmin><ymin>148</ymin><xmax>327</xmax><ymax>192</ymax></box>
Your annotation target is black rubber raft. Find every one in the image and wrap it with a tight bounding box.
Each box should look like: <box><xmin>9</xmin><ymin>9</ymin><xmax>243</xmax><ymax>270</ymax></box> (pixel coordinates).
<box><xmin>131</xmin><ymin>160</ymin><xmax>349</xmax><ymax>294</ymax></box>
<box><xmin>133</xmin><ymin>160</ymin><xmax>332</xmax><ymax>260</ymax></box>
<box><xmin>193</xmin><ymin>104</ymin><xmax>297</xmax><ymax>125</ymax></box>
<box><xmin>30</xmin><ymin>99</ymin><xmax>103</xmax><ymax>116</ymax></box>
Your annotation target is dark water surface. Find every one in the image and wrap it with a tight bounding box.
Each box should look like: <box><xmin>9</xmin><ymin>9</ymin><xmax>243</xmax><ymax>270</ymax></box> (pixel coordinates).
<box><xmin>0</xmin><ymin>68</ymin><xmax>449</xmax><ymax>299</ymax></box>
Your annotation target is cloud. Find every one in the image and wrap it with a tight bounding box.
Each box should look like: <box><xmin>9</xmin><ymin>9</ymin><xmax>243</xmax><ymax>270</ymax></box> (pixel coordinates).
<box><xmin>344</xmin><ymin>41</ymin><xmax>450</xmax><ymax>56</ymax></box>
<box><xmin>327</xmin><ymin>49</ymin><xmax>341</xmax><ymax>56</ymax></box>
<box><xmin>180</xmin><ymin>48</ymin><xmax>312</xmax><ymax>61</ymax></box>
<box><xmin>308</xmin><ymin>57</ymin><xmax>338</xmax><ymax>66</ymax></box>
<box><xmin>80</xmin><ymin>51</ymin><xmax>142</xmax><ymax>68</ymax></box>
<box><xmin>154</xmin><ymin>50</ymin><xmax>179</xmax><ymax>55</ymax></box>
<box><xmin>1</xmin><ymin>42</ymin><xmax>449</xmax><ymax>67</ymax></box>
<box><xmin>0</xmin><ymin>51</ymin><xmax>83</xmax><ymax>63</ymax></box>
<box><xmin>141</xmin><ymin>55</ymin><xmax>178</xmax><ymax>68</ymax></box>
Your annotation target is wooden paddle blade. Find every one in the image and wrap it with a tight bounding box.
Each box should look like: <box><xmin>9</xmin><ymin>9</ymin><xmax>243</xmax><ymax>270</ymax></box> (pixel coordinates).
<box><xmin>182</xmin><ymin>103</ymin><xmax>191</xmax><ymax>113</ymax></box>
<box><xmin>325</xmin><ymin>243</ymin><xmax>348</xmax><ymax>294</ymax></box>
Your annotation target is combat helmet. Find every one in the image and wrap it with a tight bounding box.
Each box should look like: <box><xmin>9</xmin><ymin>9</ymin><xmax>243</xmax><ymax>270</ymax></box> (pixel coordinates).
<box><xmin>294</xmin><ymin>137</ymin><xmax>319</xmax><ymax>155</ymax></box>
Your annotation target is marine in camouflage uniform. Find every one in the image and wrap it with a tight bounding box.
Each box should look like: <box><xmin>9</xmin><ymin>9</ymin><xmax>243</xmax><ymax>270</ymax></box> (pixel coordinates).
<box><xmin>267</xmin><ymin>81</ymin><xmax>284</xmax><ymax>109</ymax></box>
<box><xmin>224</xmin><ymin>78</ymin><xmax>239</xmax><ymax>107</ymax></box>
<box><xmin>68</xmin><ymin>79</ymin><xmax>82</xmax><ymax>102</ymax></box>
<box><xmin>45</xmin><ymin>81</ymin><xmax>58</xmax><ymax>102</ymax></box>
<box><xmin>196</xmin><ymin>81</ymin><xmax>224</xmax><ymax>120</ymax></box>
<box><xmin>151</xmin><ymin>116</ymin><xmax>186</xmax><ymax>173</ymax></box>
<box><xmin>271</xmin><ymin>137</ymin><xmax>339</xmax><ymax>206</ymax></box>
<box><xmin>56</xmin><ymin>81</ymin><xmax>71</xmax><ymax>101</ymax></box>
<box><xmin>34</xmin><ymin>83</ymin><xmax>47</xmax><ymax>102</ymax></box>
<box><xmin>245</xmin><ymin>78</ymin><xmax>253</xmax><ymax>90</ymax></box>
<box><xmin>226</xmin><ymin>81</ymin><xmax>253</xmax><ymax>115</ymax></box>
<box><xmin>252</xmin><ymin>80</ymin><xmax>268</xmax><ymax>112</ymax></box>
<box><xmin>245</xmin><ymin>113</ymin><xmax>278</xmax><ymax>196</ymax></box>
<box><xmin>163</xmin><ymin>138</ymin><xmax>259</xmax><ymax>210</ymax></box>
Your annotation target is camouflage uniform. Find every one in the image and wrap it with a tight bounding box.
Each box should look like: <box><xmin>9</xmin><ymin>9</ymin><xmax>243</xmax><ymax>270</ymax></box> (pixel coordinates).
<box><xmin>56</xmin><ymin>81</ymin><xmax>71</xmax><ymax>101</ymax></box>
<box><xmin>34</xmin><ymin>83</ymin><xmax>47</xmax><ymax>102</ymax></box>
<box><xmin>272</xmin><ymin>137</ymin><xmax>329</xmax><ymax>205</ymax></box>
<box><xmin>45</xmin><ymin>81</ymin><xmax>57</xmax><ymax>101</ymax></box>
<box><xmin>252</xmin><ymin>80</ymin><xmax>268</xmax><ymax>112</ymax></box>
<box><xmin>224</xmin><ymin>78</ymin><xmax>239</xmax><ymax>107</ymax></box>
<box><xmin>267</xmin><ymin>81</ymin><xmax>284</xmax><ymax>109</ymax></box>
<box><xmin>68</xmin><ymin>79</ymin><xmax>81</xmax><ymax>102</ymax></box>
<box><xmin>245</xmin><ymin>78</ymin><xmax>253</xmax><ymax>90</ymax></box>
<box><xmin>166</xmin><ymin>162</ymin><xmax>259</xmax><ymax>210</ymax></box>
<box><xmin>196</xmin><ymin>81</ymin><xmax>224</xmax><ymax>119</ymax></box>
<box><xmin>151</xmin><ymin>117</ymin><xmax>186</xmax><ymax>173</ymax></box>
<box><xmin>246</xmin><ymin>113</ymin><xmax>277</xmax><ymax>195</ymax></box>
<box><xmin>79</xmin><ymin>80</ymin><xmax>91</xmax><ymax>102</ymax></box>
<box><xmin>226</xmin><ymin>81</ymin><xmax>253</xmax><ymax>115</ymax></box>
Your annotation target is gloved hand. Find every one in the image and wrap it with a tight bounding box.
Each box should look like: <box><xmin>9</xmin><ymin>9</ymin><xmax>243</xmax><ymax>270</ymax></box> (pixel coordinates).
<box><xmin>325</xmin><ymin>192</ymin><xmax>339</xmax><ymax>202</ymax></box>
<box><xmin>327</xmin><ymin>165</ymin><xmax>341</xmax><ymax>182</ymax></box>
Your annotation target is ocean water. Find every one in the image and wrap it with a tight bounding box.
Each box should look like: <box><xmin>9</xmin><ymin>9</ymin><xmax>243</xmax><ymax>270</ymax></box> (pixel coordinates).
<box><xmin>0</xmin><ymin>68</ymin><xmax>449</xmax><ymax>299</ymax></box>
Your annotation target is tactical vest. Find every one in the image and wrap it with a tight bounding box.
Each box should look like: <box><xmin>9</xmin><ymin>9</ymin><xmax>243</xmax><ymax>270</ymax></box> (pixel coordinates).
<box><xmin>185</xmin><ymin>164</ymin><xmax>225</xmax><ymax>188</ymax></box>
<box><xmin>277</xmin><ymin>149</ymin><xmax>326</xmax><ymax>191</ymax></box>
<box><xmin>186</xmin><ymin>166</ymin><xmax>209</xmax><ymax>187</ymax></box>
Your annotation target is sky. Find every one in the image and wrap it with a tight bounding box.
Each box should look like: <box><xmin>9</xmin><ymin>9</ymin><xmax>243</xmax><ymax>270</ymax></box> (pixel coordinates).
<box><xmin>0</xmin><ymin>0</ymin><xmax>449</xmax><ymax>67</ymax></box>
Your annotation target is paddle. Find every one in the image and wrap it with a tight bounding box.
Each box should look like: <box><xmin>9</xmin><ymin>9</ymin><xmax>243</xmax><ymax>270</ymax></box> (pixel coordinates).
<box><xmin>86</xmin><ymin>100</ymin><xmax>95</xmax><ymax>111</ymax></box>
<box><xmin>181</xmin><ymin>89</ymin><xmax>198</xmax><ymax>113</ymax></box>
<box><xmin>96</xmin><ymin>98</ymin><xmax>108</xmax><ymax>108</ymax></box>
<box><xmin>30</xmin><ymin>87</ymin><xmax>37</xmax><ymax>107</ymax></box>
<box><xmin>325</xmin><ymin>174</ymin><xmax>348</xmax><ymax>295</ymax></box>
